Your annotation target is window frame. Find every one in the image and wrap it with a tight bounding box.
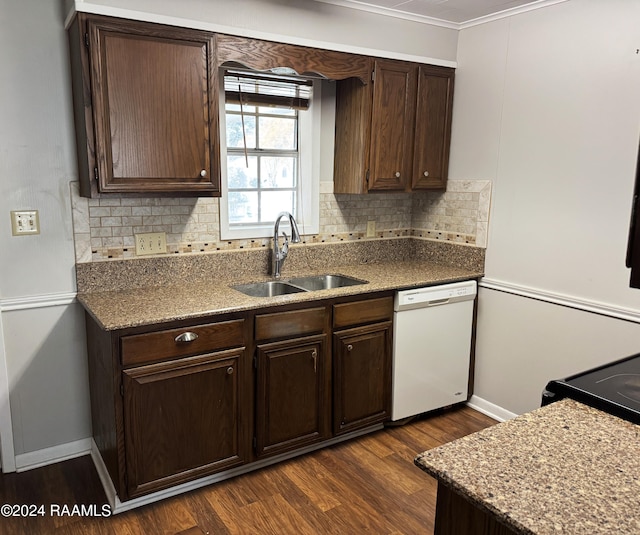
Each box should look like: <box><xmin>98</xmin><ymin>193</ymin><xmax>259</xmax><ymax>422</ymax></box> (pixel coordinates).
<box><xmin>219</xmin><ymin>75</ymin><xmax>320</xmax><ymax>241</ymax></box>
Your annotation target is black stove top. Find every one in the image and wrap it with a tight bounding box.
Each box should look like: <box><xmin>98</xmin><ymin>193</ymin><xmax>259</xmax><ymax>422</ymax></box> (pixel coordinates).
<box><xmin>542</xmin><ymin>353</ymin><xmax>640</xmax><ymax>425</ymax></box>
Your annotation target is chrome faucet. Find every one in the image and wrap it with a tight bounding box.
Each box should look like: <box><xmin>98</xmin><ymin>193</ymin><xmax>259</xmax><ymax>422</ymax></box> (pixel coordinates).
<box><xmin>272</xmin><ymin>211</ymin><xmax>301</xmax><ymax>278</ymax></box>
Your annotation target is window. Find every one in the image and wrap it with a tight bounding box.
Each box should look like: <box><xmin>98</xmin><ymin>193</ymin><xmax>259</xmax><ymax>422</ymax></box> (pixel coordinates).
<box><xmin>219</xmin><ymin>71</ymin><xmax>320</xmax><ymax>240</ymax></box>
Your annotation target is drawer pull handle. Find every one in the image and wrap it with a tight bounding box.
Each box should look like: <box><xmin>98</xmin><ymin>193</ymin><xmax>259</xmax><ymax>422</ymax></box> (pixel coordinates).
<box><xmin>175</xmin><ymin>332</ymin><xmax>198</xmax><ymax>343</ymax></box>
<box><xmin>227</xmin><ymin>367</ymin><xmax>234</xmax><ymax>375</ymax></box>
<box><xmin>347</xmin><ymin>344</ymin><xmax>353</xmax><ymax>352</ymax></box>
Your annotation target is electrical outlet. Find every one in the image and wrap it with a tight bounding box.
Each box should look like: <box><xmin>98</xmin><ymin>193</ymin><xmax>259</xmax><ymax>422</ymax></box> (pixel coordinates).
<box><xmin>10</xmin><ymin>210</ymin><xmax>40</xmax><ymax>236</ymax></box>
<box><xmin>135</xmin><ymin>232</ymin><xmax>167</xmax><ymax>256</ymax></box>
<box><xmin>366</xmin><ymin>220</ymin><xmax>376</xmax><ymax>238</ymax></box>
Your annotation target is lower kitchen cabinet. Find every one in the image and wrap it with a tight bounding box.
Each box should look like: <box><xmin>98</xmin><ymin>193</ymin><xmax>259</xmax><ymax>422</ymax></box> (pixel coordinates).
<box><xmin>333</xmin><ymin>322</ymin><xmax>392</xmax><ymax>434</ymax></box>
<box><xmin>122</xmin><ymin>348</ymin><xmax>246</xmax><ymax>498</ymax></box>
<box><xmin>84</xmin><ymin>291</ymin><xmax>395</xmax><ymax>504</ymax></box>
<box><xmin>85</xmin><ymin>315</ymin><xmax>251</xmax><ymax>501</ymax></box>
<box><xmin>254</xmin><ymin>306</ymin><xmax>331</xmax><ymax>458</ymax></box>
<box><xmin>333</xmin><ymin>296</ymin><xmax>393</xmax><ymax>434</ymax></box>
<box><xmin>255</xmin><ymin>334</ymin><xmax>330</xmax><ymax>457</ymax></box>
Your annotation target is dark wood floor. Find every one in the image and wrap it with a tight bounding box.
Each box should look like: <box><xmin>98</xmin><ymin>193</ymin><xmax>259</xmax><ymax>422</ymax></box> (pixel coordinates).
<box><xmin>0</xmin><ymin>406</ymin><xmax>495</xmax><ymax>535</ymax></box>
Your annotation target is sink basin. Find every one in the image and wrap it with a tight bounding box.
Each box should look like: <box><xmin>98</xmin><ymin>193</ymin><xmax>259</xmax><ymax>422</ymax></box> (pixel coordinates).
<box><xmin>232</xmin><ymin>274</ymin><xmax>368</xmax><ymax>297</ymax></box>
<box><xmin>285</xmin><ymin>274</ymin><xmax>367</xmax><ymax>291</ymax></box>
<box><xmin>232</xmin><ymin>281</ymin><xmax>307</xmax><ymax>297</ymax></box>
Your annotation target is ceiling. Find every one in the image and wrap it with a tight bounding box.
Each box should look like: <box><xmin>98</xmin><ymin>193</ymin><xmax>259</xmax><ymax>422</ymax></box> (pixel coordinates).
<box><xmin>314</xmin><ymin>0</ymin><xmax>557</xmax><ymax>26</ymax></box>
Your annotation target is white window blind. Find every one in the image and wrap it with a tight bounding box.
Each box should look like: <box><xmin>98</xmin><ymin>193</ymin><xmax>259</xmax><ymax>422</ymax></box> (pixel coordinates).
<box><xmin>224</xmin><ymin>71</ymin><xmax>312</xmax><ymax>110</ymax></box>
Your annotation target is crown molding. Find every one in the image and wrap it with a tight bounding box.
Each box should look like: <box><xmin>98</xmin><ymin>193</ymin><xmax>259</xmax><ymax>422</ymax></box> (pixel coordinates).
<box><xmin>313</xmin><ymin>0</ymin><xmax>459</xmax><ymax>29</ymax></box>
<box><xmin>314</xmin><ymin>0</ymin><xmax>570</xmax><ymax>30</ymax></box>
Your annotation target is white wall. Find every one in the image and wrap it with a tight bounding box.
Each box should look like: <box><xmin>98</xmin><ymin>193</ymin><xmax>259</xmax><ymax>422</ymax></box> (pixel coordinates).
<box><xmin>0</xmin><ymin>0</ymin><xmax>90</xmax><ymax>467</ymax></box>
<box><xmin>450</xmin><ymin>0</ymin><xmax>640</xmax><ymax>415</ymax></box>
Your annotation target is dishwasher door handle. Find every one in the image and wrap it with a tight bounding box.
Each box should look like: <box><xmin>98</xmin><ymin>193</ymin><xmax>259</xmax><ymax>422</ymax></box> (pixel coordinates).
<box><xmin>427</xmin><ymin>298</ymin><xmax>451</xmax><ymax>306</ymax></box>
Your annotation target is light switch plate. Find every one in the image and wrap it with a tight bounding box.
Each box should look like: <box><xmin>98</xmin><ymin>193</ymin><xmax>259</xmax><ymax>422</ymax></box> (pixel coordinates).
<box><xmin>10</xmin><ymin>210</ymin><xmax>40</xmax><ymax>236</ymax></box>
<box><xmin>135</xmin><ymin>232</ymin><xmax>167</xmax><ymax>255</ymax></box>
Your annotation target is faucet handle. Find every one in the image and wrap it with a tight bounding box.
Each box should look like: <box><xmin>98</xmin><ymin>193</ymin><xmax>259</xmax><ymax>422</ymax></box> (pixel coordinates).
<box><xmin>280</xmin><ymin>231</ymin><xmax>289</xmax><ymax>257</ymax></box>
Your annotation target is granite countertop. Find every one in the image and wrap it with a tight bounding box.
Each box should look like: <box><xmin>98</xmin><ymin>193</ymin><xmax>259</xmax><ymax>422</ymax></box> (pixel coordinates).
<box><xmin>77</xmin><ymin>259</ymin><xmax>482</xmax><ymax>331</ymax></box>
<box><xmin>415</xmin><ymin>398</ymin><xmax>640</xmax><ymax>535</ymax></box>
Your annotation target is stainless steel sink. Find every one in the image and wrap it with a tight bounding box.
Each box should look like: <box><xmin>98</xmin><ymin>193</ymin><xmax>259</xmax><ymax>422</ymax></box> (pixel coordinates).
<box><xmin>285</xmin><ymin>274</ymin><xmax>367</xmax><ymax>291</ymax></box>
<box><xmin>232</xmin><ymin>274</ymin><xmax>368</xmax><ymax>297</ymax></box>
<box><xmin>232</xmin><ymin>281</ymin><xmax>306</xmax><ymax>297</ymax></box>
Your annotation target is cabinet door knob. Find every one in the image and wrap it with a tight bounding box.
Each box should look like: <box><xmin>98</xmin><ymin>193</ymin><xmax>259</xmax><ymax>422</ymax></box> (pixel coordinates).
<box><xmin>394</xmin><ymin>172</ymin><xmax>401</xmax><ymax>178</ymax></box>
<box><xmin>226</xmin><ymin>367</ymin><xmax>234</xmax><ymax>375</ymax></box>
<box><xmin>423</xmin><ymin>171</ymin><xmax>429</xmax><ymax>177</ymax></box>
<box><xmin>200</xmin><ymin>169</ymin><xmax>207</xmax><ymax>177</ymax></box>
<box><xmin>175</xmin><ymin>332</ymin><xmax>198</xmax><ymax>343</ymax></box>
<box><xmin>347</xmin><ymin>344</ymin><xmax>353</xmax><ymax>352</ymax></box>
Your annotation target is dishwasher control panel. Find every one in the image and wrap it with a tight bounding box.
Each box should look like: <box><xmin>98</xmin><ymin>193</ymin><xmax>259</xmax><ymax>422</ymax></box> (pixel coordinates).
<box><xmin>395</xmin><ymin>280</ymin><xmax>477</xmax><ymax>311</ymax></box>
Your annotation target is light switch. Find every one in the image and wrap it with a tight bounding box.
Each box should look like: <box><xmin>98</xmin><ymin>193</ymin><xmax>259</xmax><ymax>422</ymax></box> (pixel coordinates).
<box><xmin>10</xmin><ymin>210</ymin><xmax>40</xmax><ymax>236</ymax></box>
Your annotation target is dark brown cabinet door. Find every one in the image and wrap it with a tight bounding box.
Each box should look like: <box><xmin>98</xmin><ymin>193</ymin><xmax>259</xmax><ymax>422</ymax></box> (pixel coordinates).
<box><xmin>122</xmin><ymin>349</ymin><xmax>246</xmax><ymax>498</ymax></box>
<box><xmin>78</xmin><ymin>15</ymin><xmax>220</xmax><ymax>195</ymax></box>
<box><xmin>412</xmin><ymin>65</ymin><xmax>455</xmax><ymax>190</ymax></box>
<box><xmin>333</xmin><ymin>321</ymin><xmax>392</xmax><ymax>434</ymax></box>
<box><xmin>368</xmin><ymin>60</ymin><xmax>417</xmax><ymax>191</ymax></box>
<box><xmin>255</xmin><ymin>334</ymin><xmax>330</xmax><ymax>457</ymax></box>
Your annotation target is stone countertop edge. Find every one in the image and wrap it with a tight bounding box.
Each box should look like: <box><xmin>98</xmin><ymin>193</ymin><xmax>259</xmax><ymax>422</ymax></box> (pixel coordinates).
<box><xmin>414</xmin><ymin>398</ymin><xmax>640</xmax><ymax>535</ymax></box>
<box><xmin>77</xmin><ymin>259</ymin><xmax>483</xmax><ymax>331</ymax></box>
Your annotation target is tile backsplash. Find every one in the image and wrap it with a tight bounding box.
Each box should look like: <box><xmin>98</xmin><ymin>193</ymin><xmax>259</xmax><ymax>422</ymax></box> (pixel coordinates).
<box><xmin>70</xmin><ymin>179</ymin><xmax>491</xmax><ymax>263</ymax></box>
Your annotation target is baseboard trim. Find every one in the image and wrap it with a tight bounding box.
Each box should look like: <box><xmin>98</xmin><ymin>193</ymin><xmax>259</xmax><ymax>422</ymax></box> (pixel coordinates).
<box><xmin>15</xmin><ymin>438</ymin><xmax>92</xmax><ymax>472</ymax></box>
<box><xmin>466</xmin><ymin>395</ymin><xmax>517</xmax><ymax>422</ymax></box>
<box><xmin>92</xmin><ymin>425</ymin><xmax>384</xmax><ymax>514</ymax></box>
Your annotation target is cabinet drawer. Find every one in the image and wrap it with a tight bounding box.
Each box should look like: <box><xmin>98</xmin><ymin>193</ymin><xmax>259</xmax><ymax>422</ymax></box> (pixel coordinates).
<box><xmin>333</xmin><ymin>297</ymin><xmax>393</xmax><ymax>329</ymax></box>
<box><xmin>255</xmin><ymin>307</ymin><xmax>326</xmax><ymax>341</ymax></box>
<box><xmin>121</xmin><ymin>320</ymin><xmax>245</xmax><ymax>367</ymax></box>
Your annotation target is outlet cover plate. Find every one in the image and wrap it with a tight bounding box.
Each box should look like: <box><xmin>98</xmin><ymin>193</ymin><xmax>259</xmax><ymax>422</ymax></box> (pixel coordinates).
<box><xmin>135</xmin><ymin>232</ymin><xmax>167</xmax><ymax>256</ymax></box>
<box><xmin>366</xmin><ymin>220</ymin><xmax>376</xmax><ymax>238</ymax></box>
<box><xmin>11</xmin><ymin>210</ymin><xmax>40</xmax><ymax>236</ymax></box>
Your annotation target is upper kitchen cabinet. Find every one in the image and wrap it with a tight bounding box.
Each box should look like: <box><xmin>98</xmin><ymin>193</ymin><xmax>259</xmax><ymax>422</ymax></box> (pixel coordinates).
<box><xmin>411</xmin><ymin>65</ymin><xmax>455</xmax><ymax>190</ymax></box>
<box><xmin>68</xmin><ymin>14</ymin><xmax>221</xmax><ymax>197</ymax></box>
<box><xmin>369</xmin><ymin>59</ymin><xmax>417</xmax><ymax>191</ymax></box>
<box><xmin>334</xmin><ymin>59</ymin><xmax>454</xmax><ymax>193</ymax></box>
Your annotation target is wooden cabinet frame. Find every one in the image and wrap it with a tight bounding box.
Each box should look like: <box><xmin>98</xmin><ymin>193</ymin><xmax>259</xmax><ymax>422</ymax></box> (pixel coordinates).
<box><xmin>68</xmin><ymin>14</ymin><xmax>221</xmax><ymax>197</ymax></box>
<box><xmin>84</xmin><ymin>291</ymin><xmax>395</xmax><ymax>502</ymax></box>
<box><xmin>216</xmin><ymin>34</ymin><xmax>372</xmax><ymax>83</ymax></box>
<box><xmin>334</xmin><ymin>60</ymin><xmax>455</xmax><ymax>193</ymax></box>
<box><xmin>255</xmin><ymin>334</ymin><xmax>331</xmax><ymax>457</ymax></box>
<box><xmin>123</xmin><ymin>349</ymin><xmax>246</xmax><ymax>497</ymax></box>
<box><xmin>85</xmin><ymin>311</ymin><xmax>252</xmax><ymax>501</ymax></box>
<box><xmin>333</xmin><ymin>322</ymin><xmax>392</xmax><ymax>434</ymax></box>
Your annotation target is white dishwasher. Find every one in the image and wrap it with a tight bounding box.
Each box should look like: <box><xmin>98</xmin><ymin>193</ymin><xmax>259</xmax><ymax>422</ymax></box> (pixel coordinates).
<box><xmin>392</xmin><ymin>280</ymin><xmax>477</xmax><ymax>421</ymax></box>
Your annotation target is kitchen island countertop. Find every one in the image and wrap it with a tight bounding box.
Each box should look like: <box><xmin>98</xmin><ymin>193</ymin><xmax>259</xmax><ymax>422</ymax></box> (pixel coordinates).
<box><xmin>415</xmin><ymin>398</ymin><xmax>640</xmax><ymax>534</ymax></box>
<box><xmin>78</xmin><ymin>258</ymin><xmax>482</xmax><ymax>330</ymax></box>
